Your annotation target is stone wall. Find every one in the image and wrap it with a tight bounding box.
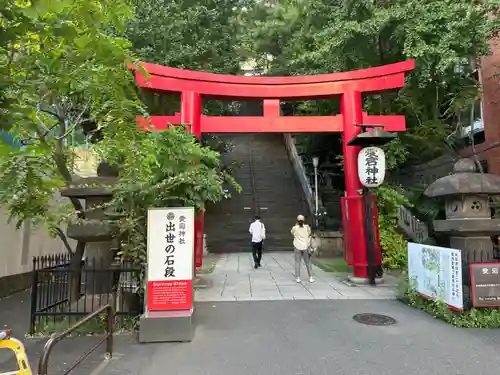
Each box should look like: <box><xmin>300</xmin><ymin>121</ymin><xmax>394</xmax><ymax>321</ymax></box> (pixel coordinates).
<box><xmin>316</xmin><ymin>231</ymin><xmax>344</xmax><ymax>258</ymax></box>
<box><xmin>390</xmin><ymin>153</ymin><xmax>456</xmax><ymax>188</ymax></box>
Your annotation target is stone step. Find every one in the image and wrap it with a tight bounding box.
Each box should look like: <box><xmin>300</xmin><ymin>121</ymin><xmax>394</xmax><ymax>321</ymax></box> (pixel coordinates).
<box><xmin>205</xmin><ymin>134</ymin><xmax>309</xmax><ymax>254</ymax></box>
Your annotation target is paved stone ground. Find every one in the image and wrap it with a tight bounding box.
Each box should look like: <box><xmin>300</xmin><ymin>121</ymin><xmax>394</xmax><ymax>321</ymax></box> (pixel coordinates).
<box><xmin>96</xmin><ymin>300</ymin><xmax>500</xmax><ymax>375</ymax></box>
<box><xmin>3</xmin><ymin>259</ymin><xmax>500</xmax><ymax>375</ymax></box>
<box><xmin>195</xmin><ymin>252</ymin><xmax>397</xmax><ymax>301</ymax></box>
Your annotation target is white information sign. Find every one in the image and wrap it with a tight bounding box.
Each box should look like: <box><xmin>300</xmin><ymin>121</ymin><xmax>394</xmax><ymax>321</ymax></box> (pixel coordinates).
<box><xmin>407</xmin><ymin>242</ymin><xmax>463</xmax><ymax>310</ymax></box>
<box><xmin>147</xmin><ymin>207</ymin><xmax>195</xmax><ymax>311</ymax></box>
<box><xmin>357</xmin><ymin>146</ymin><xmax>386</xmax><ymax>187</ymax></box>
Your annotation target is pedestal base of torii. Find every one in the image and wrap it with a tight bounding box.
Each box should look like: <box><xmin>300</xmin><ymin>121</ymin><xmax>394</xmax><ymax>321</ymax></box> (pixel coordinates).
<box><xmin>348</xmin><ymin>274</ymin><xmax>385</xmax><ymax>285</ymax></box>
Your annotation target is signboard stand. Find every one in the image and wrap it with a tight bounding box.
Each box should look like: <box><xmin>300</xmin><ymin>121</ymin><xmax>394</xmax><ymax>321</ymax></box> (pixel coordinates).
<box><xmin>470</xmin><ymin>262</ymin><xmax>500</xmax><ymax>308</ymax></box>
<box><xmin>407</xmin><ymin>242</ymin><xmax>464</xmax><ymax>311</ymax></box>
<box><xmin>139</xmin><ymin>207</ymin><xmax>195</xmax><ymax>343</ymax></box>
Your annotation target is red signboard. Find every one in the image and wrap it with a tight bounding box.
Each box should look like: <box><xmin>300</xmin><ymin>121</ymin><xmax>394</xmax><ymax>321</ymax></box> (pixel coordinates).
<box><xmin>147</xmin><ymin>280</ymin><xmax>193</xmax><ymax>311</ymax></box>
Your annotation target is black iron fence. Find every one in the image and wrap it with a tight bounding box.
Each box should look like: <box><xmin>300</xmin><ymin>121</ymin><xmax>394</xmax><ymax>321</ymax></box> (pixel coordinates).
<box><xmin>30</xmin><ymin>254</ymin><xmax>143</xmax><ymax>334</ymax></box>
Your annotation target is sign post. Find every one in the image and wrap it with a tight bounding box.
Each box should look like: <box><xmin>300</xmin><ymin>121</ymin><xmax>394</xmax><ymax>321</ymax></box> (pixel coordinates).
<box><xmin>358</xmin><ymin>145</ymin><xmax>386</xmax><ymax>285</ymax></box>
<box><xmin>139</xmin><ymin>207</ymin><xmax>195</xmax><ymax>343</ymax></box>
<box><xmin>347</xmin><ymin>124</ymin><xmax>394</xmax><ymax>285</ymax></box>
<box><xmin>470</xmin><ymin>262</ymin><xmax>500</xmax><ymax>307</ymax></box>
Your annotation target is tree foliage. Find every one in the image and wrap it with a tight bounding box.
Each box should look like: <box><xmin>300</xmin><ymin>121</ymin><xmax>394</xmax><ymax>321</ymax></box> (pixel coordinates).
<box><xmin>0</xmin><ymin>0</ymin><xmax>236</xmax><ymax>275</ymax></box>
<box><xmin>239</xmin><ymin>0</ymin><xmax>500</xmax><ymax>267</ymax></box>
<box><xmin>0</xmin><ymin>0</ymin><xmax>138</xmax><ymax>248</ymax></box>
<box><xmin>127</xmin><ymin>0</ymin><xmax>244</xmax><ymax>74</ymax></box>
<box><xmin>101</xmin><ymin>127</ymin><xmax>238</xmax><ymax>270</ymax></box>
<box><xmin>243</xmin><ymin>0</ymin><xmax>500</xmax><ymax>166</ymax></box>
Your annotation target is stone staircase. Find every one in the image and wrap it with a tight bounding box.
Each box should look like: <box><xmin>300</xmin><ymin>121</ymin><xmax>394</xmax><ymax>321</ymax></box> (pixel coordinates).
<box><xmin>205</xmin><ymin>134</ymin><xmax>309</xmax><ymax>253</ymax></box>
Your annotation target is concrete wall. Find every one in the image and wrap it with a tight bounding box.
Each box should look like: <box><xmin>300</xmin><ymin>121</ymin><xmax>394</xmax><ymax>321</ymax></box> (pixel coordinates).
<box><xmin>0</xmin><ymin>210</ymin><xmax>70</xmax><ymax>295</ymax></box>
<box><xmin>0</xmin><ymin>147</ymin><xmax>98</xmax><ymax>296</ymax></box>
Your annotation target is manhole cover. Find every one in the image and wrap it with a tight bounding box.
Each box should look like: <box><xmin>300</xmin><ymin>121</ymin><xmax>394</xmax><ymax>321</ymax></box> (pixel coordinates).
<box><xmin>353</xmin><ymin>313</ymin><xmax>396</xmax><ymax>326</ymax></box>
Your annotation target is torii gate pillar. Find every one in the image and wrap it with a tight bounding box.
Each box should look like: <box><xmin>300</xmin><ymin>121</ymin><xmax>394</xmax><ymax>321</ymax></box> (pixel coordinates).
<box><xmin>180</xmin><ymin>91</ymin><xmax>204</xmax><ymax>270</ymax></box>
<box><xmin>342</xmin><ymin>91</ymin><xmax>363</xmax><ymax>197</ymax></box>
<box><xmin>341</xmin><ymin>90</ymin><xmax>380</xmax><ymax>280</ymax></box>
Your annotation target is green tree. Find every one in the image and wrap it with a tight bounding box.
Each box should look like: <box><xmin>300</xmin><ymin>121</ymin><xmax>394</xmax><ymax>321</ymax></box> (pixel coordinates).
<box><xmin>240</xmin><ymin>0</ymin><xmax>500</xmax><ymax>267</ymax></box>
<box><xmin>0</xmin><ymin>0</ymin><xmax>138</xmax><ymax>270</ymax></box>
<box><xmin>244</xmin><ymin>0</ymin><xmax>500</xmax><ymax>165</ymax></box>
<box><xmin>127</xmin><ymin>0</ymin><xmax>247</xmax><ymax>172</ymax></box>
<box><xmin>0</xmin><ymin>0</ymin><xmax>236</xmax><ymax>288</ymax></box>
<box><xmin>128</xmin><ymin>0</ymin><xmax>243</xmax><ymax>74</ymax></box>
<box><xmin>102</xmin><ymin>127</ymin><xmax>238</xmax><ymax>280</ymax></box>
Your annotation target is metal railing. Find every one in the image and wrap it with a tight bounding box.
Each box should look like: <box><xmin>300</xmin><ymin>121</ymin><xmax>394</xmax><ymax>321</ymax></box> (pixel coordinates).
<box><xmin>30</xmin><ymin>254</ymin><xmax>141</xmax><ymax>334</ymax></box>
<box><xmin>283</xmin><ymin>133</ymin><xmax>317</xmax><ymax>217</ymax></box>
<box><xmin>38</xmin><ymin>304</ymin><xmax>115</xmax><ymax>375</ymax></box>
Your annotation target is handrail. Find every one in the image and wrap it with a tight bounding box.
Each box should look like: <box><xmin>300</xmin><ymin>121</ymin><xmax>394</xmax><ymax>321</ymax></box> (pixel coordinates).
<box><xmin>283</xmin><ymin>133</ymin><xmax>318</xmax><ymax>217</ymax></box>
<box><xmin>38</xmin><ymin>304</ymin><xmax>114</xmax><ymax>375</ymax></box>
<box><xmin>247</xmin><ymin>137</ymin><xmax>260</xmax><ymax>216</ymax></box>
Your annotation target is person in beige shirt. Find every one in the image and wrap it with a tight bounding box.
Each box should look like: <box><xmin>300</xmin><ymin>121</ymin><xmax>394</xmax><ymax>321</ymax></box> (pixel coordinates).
<box><xmin>290</xmin><ymin>214</ymin><xmax>314</xmax><ymax>283</ymax></box>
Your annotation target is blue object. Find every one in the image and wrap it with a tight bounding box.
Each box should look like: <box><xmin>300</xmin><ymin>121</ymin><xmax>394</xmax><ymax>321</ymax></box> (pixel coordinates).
<box><xmin>0</xmin><ymin>131</ymin><xmax>21</xmax><ymax>148</ymax></box>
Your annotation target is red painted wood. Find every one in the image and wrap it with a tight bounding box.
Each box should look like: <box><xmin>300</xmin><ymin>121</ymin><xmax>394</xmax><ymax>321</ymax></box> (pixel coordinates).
<box><xmin>179</xmin><ymin>92</ymin><xmax>204</xmax><ymax>269</ymax></box>
<box><xmin>203</xmin><ymin>115</ymin><xmax>343</xmax><ymax>133</ymax></box>
<box><xmin>263</xmin><ymin>99</ymin><xmax>280</xmax><ymax>117</ymax></box>
<box><xmin>131</xmin><ymin>60</ymin><xmax>414</xmax><ymax>86</ymax></box>
<box><xmin>136</xmin><ymin>72</ymin><xmax>408</xmax><ymax>99</ymax></box>
<box><xmin>342</xmin><ymin>195</ymin><xmax>382</xmax><ymax>274</ymax></box>
<box><xmin>181</xmin><ymin>92</ymin><xmax>201</xmax><ymax>138</ymax></box>
<box><xmin>342</xmin><ymin>91</ymin><xmax>363</xmax><ymax>196</ymax></box>
<box><xmin>138</xmin><ymin>113</ymin><xmax>405</xmax><ymax>133</ymax></box>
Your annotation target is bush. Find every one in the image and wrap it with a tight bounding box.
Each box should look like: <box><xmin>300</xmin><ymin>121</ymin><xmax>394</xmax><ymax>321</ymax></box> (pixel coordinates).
<box><xmin>398</xmin><ymin>274</ymin><xmax>500</xmax><ymax>328</ymax></box>
<box><xmin>379</xmin><ymin>216</ymin><xmax>408</xmax><ymax>269</ymax></box>
<box><xmin>376</xmin><ymin>185</ymin><xmax>410</xmax><ymax>269</ymax></box>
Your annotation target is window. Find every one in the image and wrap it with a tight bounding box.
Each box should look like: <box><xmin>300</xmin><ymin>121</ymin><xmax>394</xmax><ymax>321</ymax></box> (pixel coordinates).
<box><xmin>459</xmin><ymin>99</ymin><xmax>484</xmax><ymax>138</ymax></box>
<box><xmin>457</xmin><ymin>98</ymin><xmax>485</xmax><ymax>148</ymax></box>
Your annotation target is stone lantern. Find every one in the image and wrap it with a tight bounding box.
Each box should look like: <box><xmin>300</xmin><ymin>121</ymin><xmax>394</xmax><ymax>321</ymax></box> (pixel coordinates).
<box><xmin>60</xmin><ymin>161</ymin><xmax>119</xmax><ymax>294</ymax></box>
<box><xmin>424</xmin><ymin>158</ymin><xmax>500</xmax><ymax>305</ymax></box>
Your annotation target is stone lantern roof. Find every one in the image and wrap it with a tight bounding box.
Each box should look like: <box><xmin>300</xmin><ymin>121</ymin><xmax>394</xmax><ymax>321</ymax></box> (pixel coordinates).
<box><xmin>424</xmin><ymin>158</ymin><xmax>500</xmax><ymax>198</ymax></box>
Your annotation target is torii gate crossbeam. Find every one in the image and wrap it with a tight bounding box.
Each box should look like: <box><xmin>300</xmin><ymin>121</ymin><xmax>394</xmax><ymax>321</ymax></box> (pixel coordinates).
<box><xmin>132</xmin><ymin>59</ymin><xmax>415</xmax><ymax>282</ymax></box>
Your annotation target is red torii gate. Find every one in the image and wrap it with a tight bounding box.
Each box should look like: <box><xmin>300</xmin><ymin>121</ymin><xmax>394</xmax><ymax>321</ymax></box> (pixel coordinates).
<box><xmin>133</xmin><ymin>59</ymin><xmax>415</xmax><ymax>282</ymax></box>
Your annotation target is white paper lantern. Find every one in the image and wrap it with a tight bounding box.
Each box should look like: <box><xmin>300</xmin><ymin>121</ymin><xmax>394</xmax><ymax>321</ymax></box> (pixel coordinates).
<box><xmin>357</xmin><ymin>147</ymin><xmax>386</xmax><ymax>187</ymax></box>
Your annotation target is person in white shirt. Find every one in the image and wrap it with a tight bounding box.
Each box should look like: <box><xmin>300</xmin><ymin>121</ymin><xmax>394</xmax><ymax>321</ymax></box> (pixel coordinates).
<box><xmin>290</xmin><ymin>214</ymin><xmax>314</xmax><ymax>283</ymax></box>
<box><xmin>249</xmin><ymin>215</ymin><xmax>266</xmax><ymax>269</ymax></box>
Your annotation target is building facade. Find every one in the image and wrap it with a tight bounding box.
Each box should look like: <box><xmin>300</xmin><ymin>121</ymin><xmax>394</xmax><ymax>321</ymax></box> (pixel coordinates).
<box><xmin>460</xmin><ymin>37</ymin><xmax>500</xmax><ymax>174</ymax></box>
